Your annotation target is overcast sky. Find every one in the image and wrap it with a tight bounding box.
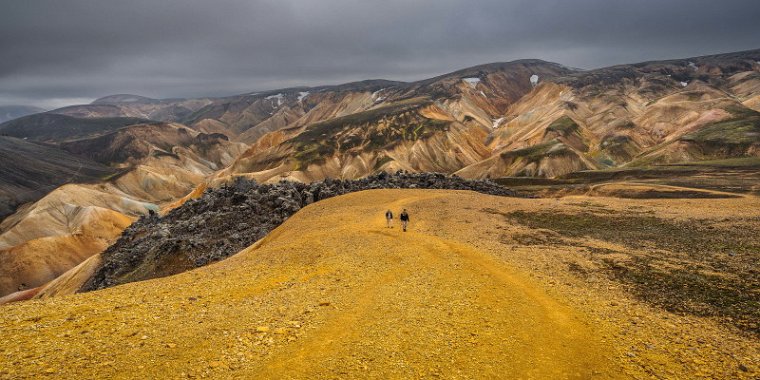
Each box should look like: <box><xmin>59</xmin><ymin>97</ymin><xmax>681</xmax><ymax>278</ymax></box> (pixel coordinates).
<box><xmin>1</xmin><ymin>0</ymin><xmax>759</xmax><ymax>109</ymax></box>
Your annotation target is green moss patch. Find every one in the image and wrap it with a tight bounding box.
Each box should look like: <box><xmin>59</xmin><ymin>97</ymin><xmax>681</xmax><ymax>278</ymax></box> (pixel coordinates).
<box><xmin>545</xmin><ymin>116</ymin><xmax>580</xmax><ymax>136</ymax></box>
<box><xmin>291</xmin><ymin>98</ymin><xmax>451</xmax><ymax>168</ymax></box>
<box><xmin>682</xmin><ymin>114</ymin><xmax>760</xmax><ymax>146</ymax></box>
<box><xmin>500</xmin><ymin>139</ymin><xmax>571</xmax><ymax>163</ymax></box>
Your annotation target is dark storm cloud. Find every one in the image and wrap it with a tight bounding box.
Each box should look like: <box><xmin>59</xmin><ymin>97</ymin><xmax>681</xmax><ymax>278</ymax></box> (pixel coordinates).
<box><xmin>1</xmin><ymin>0</ymin><xmax>759</xmax><ymax>108</ymax></box>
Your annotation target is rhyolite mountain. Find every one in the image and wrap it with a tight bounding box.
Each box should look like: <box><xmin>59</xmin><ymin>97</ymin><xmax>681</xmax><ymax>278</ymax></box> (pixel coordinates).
<box><xmin>1</xmin><ymin>48</ymin><xmax>760</xmax><ymax>299</ymax></box>
<box><xmin>0</xmin><ymin>123</ymin><xmax>246</xmax><ymax>297</ymax></box>
<box><xmin>8</xmin><ymin>50</ymin><xmax>755</xmax><ymax>183</ymax></box>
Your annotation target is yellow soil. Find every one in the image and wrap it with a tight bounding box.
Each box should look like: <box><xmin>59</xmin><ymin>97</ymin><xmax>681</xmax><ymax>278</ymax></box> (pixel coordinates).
<box><xmin>162</xmin><ymin>181</ymin><xmax>209</xmax><ymax>213</ymax></box>
<box><xmin>1</xmin><ymin>190</ymin><xmax>757</xmax><ymax>379</ymax></box>
<box><xmin>0</xmin><ymin>207</ymin><xmax>133</xmax><ymax>297</ymax></box>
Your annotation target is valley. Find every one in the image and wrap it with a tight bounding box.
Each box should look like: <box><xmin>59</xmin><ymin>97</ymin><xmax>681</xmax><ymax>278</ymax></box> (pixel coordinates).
<box><xmin>0</xmin><ymin>47</ymin><xmax>759</xmax><ymax>379</ymax></box>
<box><xmin>0</xmin><ymin>49</ymin><xmax>754</xmax><ymax>296</ymax></box>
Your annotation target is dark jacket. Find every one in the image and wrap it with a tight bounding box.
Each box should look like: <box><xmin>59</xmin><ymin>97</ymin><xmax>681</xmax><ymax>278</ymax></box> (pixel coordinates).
<box><xmin>400</xmin><ymin>212</ymin><xmax>409</xmax><ymax>222</ymax></box>
<box><xmin>385</xmin><ymin>211</ymin><xmax>393</xmax><ymax>219</ymax></box>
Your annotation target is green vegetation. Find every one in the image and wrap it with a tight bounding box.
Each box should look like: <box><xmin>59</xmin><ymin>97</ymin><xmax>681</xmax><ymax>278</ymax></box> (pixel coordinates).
<box><xmin>291</xmin><ymin>98</ymin><xmax>451</xmax><ymax>168</ymax></box>
<box><xmin>373</xmin><ymin>155</ymin><xmax>395</xmax><ymax>170</ymax></box>
<box><xmin>681</xmin><ymin>114</ymin><xmax>760</xmax><ymax>146</ymax></box>
<box><xmin>600</xmin><ymin>134</ymin><xmax>638</xmax><ymax>162</ymax></box>
<box><xmin>615</xmin><ymin>120</ymin><xmax>637</xmax><ymax>129</ymax></box>
<box><xmin>500</xmin><ymin>139</ymin><xmax>569</xmax><ymax>162</ymax></box>
<box><xmin>151</xmin><ymin>149</ymin><xmax>181</xmax><ymax>160</ymax></box>
<box><xmin>667</xmin><ymin>157</ymin><xmax>760</xmax><ymax>168</ymax></box>
<box><xmin>601</xmin><ymin>134</ymin><xmax>631</xmax><ymax>148</ymax></box>
<box><xmin>291</xmin><ymin>97</ymin><xmax>430</xmax><ymax>144</ymax></box>
<box><xmin>100</xmin><ymin>169</ymin><xmax>130</xmax><ymax>182</ymax></box>
<box><xmin>545</xmin><ymin>115</ymin><xmax>580</xmax><ymax>136</ymax></box>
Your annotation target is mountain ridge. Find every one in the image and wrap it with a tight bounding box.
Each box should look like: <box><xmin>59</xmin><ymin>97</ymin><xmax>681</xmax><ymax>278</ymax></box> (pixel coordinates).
<box><xmin>47</xmin><ymin>48</ymin><xmax>760</xmax><ymax>109</ymax></box>
<box><xmin>2</xmin><ymin>47</ymin><xmax>760</xmax><ymax>301</ymax></box>
<box><xmin>0</xmin><ymin>105</ymin><xmax>46</xmax><ymax>123</ymax></box>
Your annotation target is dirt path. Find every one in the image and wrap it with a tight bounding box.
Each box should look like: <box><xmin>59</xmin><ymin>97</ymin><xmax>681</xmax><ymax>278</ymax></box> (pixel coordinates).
<box><xmin>245</xmin><ymin>192</ymin><xmax>620</xmax><ymax>378</ymax></box>
<box><xmin>9</xmin><ymin>189</ymin><xmax>758</xmax><ymax>378</ymax></box>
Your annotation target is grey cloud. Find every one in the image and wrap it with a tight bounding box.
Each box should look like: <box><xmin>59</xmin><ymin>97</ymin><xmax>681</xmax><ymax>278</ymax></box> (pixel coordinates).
<box><xmin>1</xmin><ymin>0</ymin><xmax>759</xmax><ymax>108</ymax></box>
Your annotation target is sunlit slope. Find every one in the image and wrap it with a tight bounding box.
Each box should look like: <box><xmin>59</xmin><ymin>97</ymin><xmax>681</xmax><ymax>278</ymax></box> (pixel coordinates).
<box><xmin>0</xmin><ymin>123</ymin><xmax>247</xmax><ymax>297</ymax></box>
<box><xmin>0</xmin><ymin>190</ymin><xmax>622</xmax><ymax>379</ymax></box>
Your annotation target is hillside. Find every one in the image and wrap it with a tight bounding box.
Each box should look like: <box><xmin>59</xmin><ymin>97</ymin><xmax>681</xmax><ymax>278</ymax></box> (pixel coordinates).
<box><xmin>212</xmin><ymin>50</ymin><xmax>760</xmax><ymax>182</ymax></box>
<box><xmin>222</xmin><ymin>98</ymin><xmax>491</xmax><ymax>182</ymax></box>
<box><xmin>0</xmin><ymin>105</ymin><xmax>46</xmax><ymax>123</ymax></box>
<box><xmin>464</xmin><ymin>49</ymin><xmax>760</xmax><ymax>178</ymax></box>
<box><xmin>0</xmin><ymin>126</ymin><xmax>247</xmax><ymax>297</ymax></box>
<box><xmin>51</xmin><ymin>96</ymin><xmax>215</xmax><ymax>123</ymax></box>
<box><xmin>58</xmin><ymin>122</ymin><xmax>238</xmax><ymax>167</ymax></box>
<box><xmin>62</xmin><ymin>173</ymin><xmax>514</xmax><ymax>294</ymax></box>
<box><xmin>0</xmin><ymin>113</ymin><xmax>150</xmax><ymax>143</ymax></box>
<box><xmin>12</xmin><ymin>50</ymin><xmax>758</xmax><ymax>183</ymax></box>
<box><xmin>1</xmin><ymin>190</ymin><xmax>757</xmax><ymax>378</ymax></box>
<box><xmin>3</xmin><ymin>48</ymin><xmax>760</xmax><ymax>303</ymax></box>
<box><xmin>0</xmin><ymin>136</ymin><xmax>116</xmax><ymax>219</ymax></box>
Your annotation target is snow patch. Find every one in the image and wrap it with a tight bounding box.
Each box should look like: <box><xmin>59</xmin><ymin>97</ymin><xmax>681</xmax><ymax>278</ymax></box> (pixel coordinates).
<box><xmin>265</xmin><ymin>93</ymin><xmax>284</xmax><ymax>107</ymax></box>
<box><xmin>530</xmin><ymin>74</ymin><xmax>539</xmax><ymax>87</ymax></box>
<box><xmin>462</xmin><ymin>77</ymin><xmax>480</xmax><ymax>88</ymax></box>
<box><xmin>298</xmin><ymin>91</ymin><xmax>310</xmax><ymax>102</ymax></box>
<box><xmin>491</xmin><ymin>117</ymin><xmax>505</xmax><ymax>129</ymax></box>
<box><xmin>680</xmin><ymin>81</ymin><xmax>688</xmax><ymax>87</ymax></box>
<box><xmin>688</xmin><ymin>62</ymin><xmax>698</xmax><ymax>70</ymax></box>
<box><xmin>480</xmin><ymin>91</ymin><xmax>487</xmax><ymax>97</ymax></box>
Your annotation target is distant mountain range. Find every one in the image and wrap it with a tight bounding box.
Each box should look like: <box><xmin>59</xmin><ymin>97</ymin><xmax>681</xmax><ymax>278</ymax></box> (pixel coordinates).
<box><xmin>4</xmin><ymin>49</ymin><xmax>759</xmax><ymax>184</ymax></box>
<box><xmin>0</xmin><ymin>105</ymin><xmax>46</xmax><ymax>123</ymax></box>
<box><xmin>1</xmin><ymin>48</ymin><xmax>759</xmax><ymax>298</ymax></box>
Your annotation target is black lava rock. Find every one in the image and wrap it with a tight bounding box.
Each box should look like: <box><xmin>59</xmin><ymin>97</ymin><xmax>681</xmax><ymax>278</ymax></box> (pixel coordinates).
<box><xmin>81</xmin><ymin>171</ymin><xmax>519</xmax><ymax>292</ymax></box>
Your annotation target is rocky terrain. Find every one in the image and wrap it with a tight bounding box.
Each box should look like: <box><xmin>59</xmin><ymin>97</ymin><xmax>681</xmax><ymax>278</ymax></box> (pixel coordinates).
<box><xmin>2</xmin><ymin>48</ymin><xmax>760</xmax><ymax>304</ymax></box>
<box><xmin>76</xmin><ymin>172</ymin><xmax>517</xmax><ymax>292</ymax></box>
<box><xmin>1</xmin><ymin>190</ymin><xmax>757</xmax><ymax>379</ymax></box>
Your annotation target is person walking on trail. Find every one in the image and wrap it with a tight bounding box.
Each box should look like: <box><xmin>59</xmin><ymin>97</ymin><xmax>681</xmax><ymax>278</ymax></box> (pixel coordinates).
<box><xmin>399</xmin><ymin>209</ymin><xmax>410</xmax><ymax>232</ymax></box>
<box><xmin>385</xmin><ymin>209</ymin><xmax>394</xmax><ymax>228</ymax></box>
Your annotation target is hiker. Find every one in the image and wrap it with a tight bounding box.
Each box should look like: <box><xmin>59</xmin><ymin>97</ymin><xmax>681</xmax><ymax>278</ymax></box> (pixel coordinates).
<box><xmin>399</xmin><ymin>209</ymin><xmax>410</xmax><ymax>232</ymax></box>
<box><xmin>385</xmin><ymin>209</ymin><xmax>394</xmax><ymax>228</ymax></box>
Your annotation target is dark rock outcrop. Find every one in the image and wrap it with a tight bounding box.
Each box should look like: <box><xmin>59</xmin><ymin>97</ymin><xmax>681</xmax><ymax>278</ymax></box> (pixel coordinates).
<box><xmin>81</xmin><ymin>172</ymin><xmax>518</xmax><ymax>292</ymax></box>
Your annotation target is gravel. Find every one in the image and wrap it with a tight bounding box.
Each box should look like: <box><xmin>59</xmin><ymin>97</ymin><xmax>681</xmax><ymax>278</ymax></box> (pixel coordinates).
<box><xmin>81</xmin><ymin>171</ymin><xmax>519</xmax><ymax>292</ymax></box>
